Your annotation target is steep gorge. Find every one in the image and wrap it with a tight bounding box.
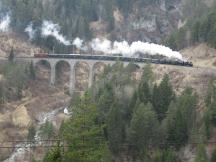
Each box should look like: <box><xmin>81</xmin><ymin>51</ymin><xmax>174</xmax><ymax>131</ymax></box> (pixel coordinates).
<box><xmin>0</xmin><ymin>0</ymin><xmax>216</xmax><ymax>161</ymax></box>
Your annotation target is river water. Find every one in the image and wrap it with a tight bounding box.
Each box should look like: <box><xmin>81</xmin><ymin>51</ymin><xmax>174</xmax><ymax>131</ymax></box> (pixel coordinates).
<box><xmin>4</xmin><ymin>107</ymin><xmax>69</xmax><ymax>162</ymax></box>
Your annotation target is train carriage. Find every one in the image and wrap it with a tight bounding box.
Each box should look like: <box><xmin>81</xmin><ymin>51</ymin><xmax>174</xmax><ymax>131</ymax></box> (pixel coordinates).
<box><xmin>33</xmin><ymin>53</ymin><xmax>193</xmax><ymax>67</ymax></box>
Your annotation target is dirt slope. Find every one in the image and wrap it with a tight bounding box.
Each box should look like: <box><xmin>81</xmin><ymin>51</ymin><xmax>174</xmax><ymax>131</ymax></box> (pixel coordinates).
<box><xmin>0</xmin><ymin>32</ymin><xmax>41</xmax><ymax>57</ymax></box>
<box><xmin>0</xmin><ymin>30</ymin><xmax>216</xmax><ymax>161</ymax></box>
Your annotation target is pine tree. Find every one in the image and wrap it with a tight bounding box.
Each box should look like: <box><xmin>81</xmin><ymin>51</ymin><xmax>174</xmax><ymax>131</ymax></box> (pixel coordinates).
<box><xmin>138</xmin><ymin>81</ymin><xmax>151</xmax><ymax>104</ymax></box>
<box><xmin>195</xmin><ymin>144</ymin><xmax>208</xmax><ymax>162</ymax></box>
<box><xmin>27</xmin><ymin>124</ymin><xmax>36</xmax><ymax>141</ymax></box>
<box><xmin>166</xmin><ymin>88</ymin><xmax>197</xmax><ymax>149</ymax></box>
<box><xmin>153</xmin><ymin>149</ymin><xmax>178</xmax><ymax>162</ymax></box>
<box><xmin>8</xmin><ymin>47</ymin><xmax>15</xmax><ymax>63</ymax></box>
<box><xmin>97</xmin><ymin>84</ymin><xmax>114</xmax><ymax>123</ymax></box>
<box><xmin>62</xmin><ymin>92</ymin><xmax>107</xmax><ymax>162</ymax></box>
<box><xmin>205</xmin><ymin>80</ymin><xmax>216</xmax><ymax>126</ymax></box>
<box><xmin>129</xmin><ymin>103</ymin><xmax>159</xmax><ymax>159</ymax></box>
<box><xmin>43</xmin><ymin>144</ymin><xmax>62</xmax><ymax>162</ymax></box>
<box><xmin>177</xmin><ymin>88</ymin><xmax>197</xmax><ymax>131</ymax></box>
<box><xmin>192</xmin><ymin>21</ymin><xmax>201</xmax><ymax>43</ymax></box>
<box><xmin>29</xmin><ymin>61</ymin><xmax>36</xmax><ymax>80</ymax></box>
<box><xmin>107</xmin><ymin>100</ymin><xmax>125</xmax><ymax>156</ymax></box>
<box><xmin>141</xmin><ymin>64</ymin><xmax>154</xmax><ymax>86</ymax></box>
<box><xmin>166</xmin><ymin>107</ymin><xmax>188</xmax><ymax>149</ymax></box>
<box><xmin>138</xmin><ymin>64</ymin><xmax>154</xmax><ymax>104</ymax></box>
<box><xmin>39</xmin><ymin>120</ymin><xmax>54</xmax><ymax>139</ymax></box>
<box><xmin>211</xmin><ymin>147</ymin><xmax>216</xmax><ymax>162</ymax></box>
<box><xmin>152</xmin><ymin>74</ymin><xmax>174</xmax><ymax>121</ymax></box>
<box><xmin>0</xmin><ymin>81</ymin><xmax>5</xmax><ymax>104</ymax></box>
<box><xmin>127</xmin><ymin>91</ymin><xmax>138</xmax><ymax>122</ymax></box>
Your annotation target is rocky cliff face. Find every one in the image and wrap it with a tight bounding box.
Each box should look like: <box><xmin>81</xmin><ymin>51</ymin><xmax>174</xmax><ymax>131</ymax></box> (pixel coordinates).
<box><xmin>2</xmin><ymin>0</ymin><xmax>215</xmax><ymax>45</ymax></box>
<box><xmin>112</xmin><ymin>0</ymin><xmax>182</xmax><ymax>42</ymax></box>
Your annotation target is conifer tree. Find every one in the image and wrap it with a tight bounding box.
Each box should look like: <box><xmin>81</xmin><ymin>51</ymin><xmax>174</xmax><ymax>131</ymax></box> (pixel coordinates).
<box><xmin>138</xmin><ymin>81</ymin><xmax>151</xmax><ymax>104</ymax></box>
<box><xmin>205</xmin><ymin>80</ymin><xmax>216</xmax><ymax>126</ymax></box>
<box><xmin>29</xmin><ymin>61</ymin><xmax>36</xmax><ymax>80</ymax></box>
<box><xmin>166</xmin><ymin>107</ymin><xmax>188</xmax><ymax>149</ymax></box>
<box><xmin>27</xmin><ymin>124</ymin><xmax>36</xmax><ymax>141</ymax></box>
<box><xmin>211</xmin><ymin>147</ymin><xmax>216</xmax><ymax>162</ymax></box>
<box><xmin>127</xmin><ymin>91</ymin><xmax>138</xmax><ymax>122</ymax></box>
<box><xmin>97</xmin><ymin>84</ymin><xmax>114</xmax><ymax>123</ymax></box>
<box><xmin>8</xmin><ymin>47</ymin><xmax>15</xmax><ymax>63</ymax></box>
<box><xmin>62</xmin><ymin>92</ymin><xmax>107</xmax><ymax>162</ymax></box>
<box><xmin>43</xmin><ymin>144</ymin><xmax>62</xmax><ymax>162</ymax></box>
<box><xmin>152</xmin><ymin>74</ymin><xmax>174</xmax><ymax>121</ymax></box>
<box><xmin>107</xmin><ymin>100</ymin><xmax>125</xmax><ymax>156</ymax></box>
<box><xmin>138</xmin><ymin>64</ymin><xmax>153</xmax><ymax>104</ymax></box>
<box><xmin>153</xmin><ymin>149</ymin><xmax>178</xmax><ymax>162</ymax></box>
<box><xmin>195</xmin><ymin>144</ymin><xmax>208</xmax><ymax>162</ymax></box>
<box><xmin>39</xmin><ymin>120</ymin><xmax>54</xmax><ymax>139</ymax></box>
<box><xmin>0</xmin><ymin>81</ymin><xmax>5</xmax><ymax>104</ymax></box>
<box><xmin>129</xmin><ymin>103</ymin><xmax>159</xmax><ymax>159</ymax></box>
<box><xmin>166</xmin><ymin>88</ymin><xmax>197</xmax><ymax>149</ymax></box>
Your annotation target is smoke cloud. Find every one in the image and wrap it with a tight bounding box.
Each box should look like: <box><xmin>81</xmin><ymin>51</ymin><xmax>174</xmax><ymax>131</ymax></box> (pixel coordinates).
<box><xmin>73</xmin><ymin>37</ymin><xmax>84</xmax><ymax>49</ymax></box>
<box><xmin>41</xmin><ymin>20</ymin><xmax>71</xmax><ymax>46</ymax></box>
<box><xmin>0</xmin><ymin>13</ymin><xmax>10</xmax><ymax>32</ymax></box>
<box><xmin>25</xmin><ymin>19</ymin><xmax>182</xmax><ymax>60</ymax></box>
<box><xmin>90</xmin><ymin>38</ymin><xmax>112</xmax><ymax>53</ymax></box>
<box><xmin>25</xmin><ymin>22</ymin><xmax>36</xmax><ymax>40</ymax></box>
<box><xmin>73</xmin><ymin>38</ymin><xmax>183</xmax><ymax>60</ymax></box>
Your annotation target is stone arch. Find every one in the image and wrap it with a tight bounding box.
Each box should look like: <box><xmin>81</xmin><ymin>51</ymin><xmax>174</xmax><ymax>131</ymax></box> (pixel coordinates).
<box><xmin>92</xmin><ymin>62</ymin><xmax>107</xmax><ymax>82</ymax></box>
<box><xmin>34</xmin><ymin>59</ymin><xmax>51</xmax><ymax>84</ymax></box>
<box><xmin>125</xmin><ymin>63</ymin><xmax>143</xmax><ymax>82</ymax></box>
<box><xmin>74</xmin><ymin>61</ymin><xmax>91</xmax><ymax>91</ymax></box>
<box><xmin>55</xmin><ymin>60</ymin><xmax>71</xmax><ymax>89</ymax></box>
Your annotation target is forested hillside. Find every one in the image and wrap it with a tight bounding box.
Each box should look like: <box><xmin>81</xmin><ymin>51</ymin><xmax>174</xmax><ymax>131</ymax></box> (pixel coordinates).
<box><xmin>1</xmin><ymin>0</ymin><xmax>216</xmax><ymax>52</ymax></box>
<box><xmin>1</xmin><ymin>0</ymin><xmax>216</xmax><ymax>161</ymax></box>
<box><xmin>165</xmin><ymin>8</ymin><xmax>216</xmax><ymax>50</ymax></box>
<box><xmin>42</xmin><ymin>63</ymin><xmax>216</xmax><ymax>162</ymax></box>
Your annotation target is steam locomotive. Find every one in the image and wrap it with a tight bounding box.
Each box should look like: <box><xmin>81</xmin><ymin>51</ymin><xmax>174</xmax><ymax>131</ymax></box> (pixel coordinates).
<box><xmin>34</xmin><ymin>53</ymin><xmax>193</xmax><ymax>67</ymax></box>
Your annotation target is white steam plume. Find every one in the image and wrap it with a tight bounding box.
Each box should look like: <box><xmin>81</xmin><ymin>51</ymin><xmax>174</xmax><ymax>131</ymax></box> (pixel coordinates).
<box><xmin>73</xmin><ymin>37</ymin><xmax>84</xmax><ymax>49</ymax></box>
<box><xmin>0</xmin><ymin>13</ymin><xmax>10</xmax><ymax>32</ymax></box>
<box><xmin>88</xmin><ymin>38</ymin><xmax>183</xmax><ymax>60</ymax></box>
<box><xmin>41</xmin><ymin>20</ymin><xmax>71</xmax><ymax>45</ymax></box>
<box><xmin>90</xmin><ymin>38</ymin><xmax>112</xmax><ymax>53</ymax></box>
<box><xmin>25</xmin><ymin>22</ymin><xmax>36</xmax><ymax>40</ymax></box>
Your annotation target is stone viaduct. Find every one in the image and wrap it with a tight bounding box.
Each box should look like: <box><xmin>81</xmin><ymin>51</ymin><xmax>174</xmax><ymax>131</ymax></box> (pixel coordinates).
<box><xmin>15</xmin><ymin>57</ymin><xmax>146</xmax><ymax>95</ymax></box>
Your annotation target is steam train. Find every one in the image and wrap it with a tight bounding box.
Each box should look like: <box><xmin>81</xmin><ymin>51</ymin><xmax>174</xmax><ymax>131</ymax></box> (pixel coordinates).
<box><xmin>34</xmin><ymin>53</ymin><xmax>193</xmax><ymax>67</ymax></box>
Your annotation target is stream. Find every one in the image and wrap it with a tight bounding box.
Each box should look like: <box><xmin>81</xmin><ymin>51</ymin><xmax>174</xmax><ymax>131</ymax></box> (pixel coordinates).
<box><xmin>4</xmin><ymin>106</ymin><xmax>70</xmax><ymax>162</ymax></box>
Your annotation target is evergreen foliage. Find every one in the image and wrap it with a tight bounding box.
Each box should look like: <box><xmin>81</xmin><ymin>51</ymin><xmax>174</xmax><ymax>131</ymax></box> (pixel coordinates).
<box><xmin>137</xmin><ymin>64</ymin><xmax>154</xmax><ymax>104</ymax></box>
<box><xmin>107</xmin><ymin>101</ymin><xmax>125</xmax><ymax>155</ymax></box>
<box><xmin>3</xmin><ymin>63</ymin><xmax>28</xmax><ymax>100</ymax></box>
<box><xmin>152</xmin><ymin>74</ymin><xmax>174</xmax><ymax>121</ymax></box>
<box><xmin>61</xmin><ymin>93</ymin><xmax>107</xmax><ymax>162</ymax></box>
<box><xmin>8</xmin><ymin>47</ymin><xmax>15</xmax><ymax>63</ymax></box>
<box><xmin>166</xmin><ymin>88</ymin><xmax>197</xmax><ymax>149</ymax></box>
<box><xmin>205</xmin><ymin>81</ymin><xmax>216</xmax><ymax>126</ymax></box>
<box><xmin>195</xmin><ymin>144</ymin><xmax>208</xmax><ymax>162</ymax></box>
<box><xmin>43</xmin><ymin>145</ymin><xmax>62</xmax><ymax>162</ymax></box>
<box><xmin>39</xmin><ymin>120</ymin><xmax>54</xmax><ymax>139</ymax></box>
<box><xmin>165</xmin><ymin>8</ymin><xmax>216</xmax><ymax>50</ymax></box>
<box><xmin>129</xmin><ymin>103</ymin><xmax>159</xmax><ymax>159</ymax></box>
<box><xmin>203</xmin><ymin>80</ymin><xmax>216</xmax><ymax>139</ymax></box>
<box><xmin>29</xmin><ymin>61</ymin><xmax>36</xmax><ymax>80</ymax></box>
<box><xmin>27</xmin><ymin>124</ymin><xmax>36</xmax><ymax>141</ymax></box>
<box><xmin>42</xmin><ymin>63</ymin><xmax>202</xmax><ymax>161</ymax></box>
<box><xmin>211</xmin><ymin>147</ymin><xmax>216</xmax><ymax>162</ymax></box>
<box><xmin>0</xmin><ymin>81</ymin><xmax>5</xmax><ymax>104</ymax></box>
<box><xmin>153</xmin><ymin>149</ymin><xmax>178</xmax><ymax>162</ymax></box>
<box><xmin>97</xmin><ymin>84</ymin><xmax>114</xmax><ymax>123</ymax></box>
